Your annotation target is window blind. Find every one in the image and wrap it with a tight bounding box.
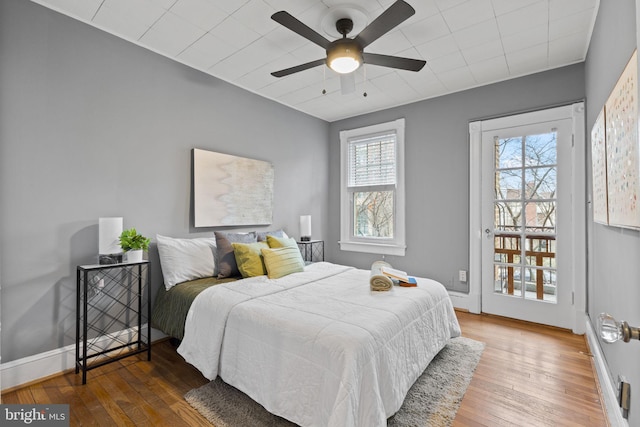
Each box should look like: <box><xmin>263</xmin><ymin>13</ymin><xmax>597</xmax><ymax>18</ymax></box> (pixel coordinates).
<box><xmin>347</xmin><ymin>132</ymin><xmax>397</xmax><ymax>188</ymax></box>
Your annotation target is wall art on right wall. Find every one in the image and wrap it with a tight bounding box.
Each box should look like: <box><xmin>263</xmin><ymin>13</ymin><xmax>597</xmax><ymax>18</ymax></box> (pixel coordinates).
<box><xmin>602</xmin><ymin>49</ymin><xmax>640</xmax><ymax>229</ymax></box>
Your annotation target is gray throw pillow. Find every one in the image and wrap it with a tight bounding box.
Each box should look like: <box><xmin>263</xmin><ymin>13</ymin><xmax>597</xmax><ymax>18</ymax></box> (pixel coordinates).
<box><xmin>215</xmin><ymin>231</ymin><xmax>257</xmax><ymax>278</ymax></box>
<box><xmin>256</xmin><ymin>229</ymin><xmax>285</xmax><ymax>242</ymax></box>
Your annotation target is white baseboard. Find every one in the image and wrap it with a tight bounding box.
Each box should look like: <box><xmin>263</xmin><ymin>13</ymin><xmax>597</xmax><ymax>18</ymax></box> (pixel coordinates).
<box><xmin>448</xmin><ymin>290</ymin><xmax>481</xmax><ymax>314</ymax></box>
<box><xmin>1</xmin><ymin>326</ymin><xmax>166</xmax><ymax>391</ymax></box>
<box><xmin>585</xmin><ymin>317</ymin><xmax>628</xmax><ymax>427</ymax></box>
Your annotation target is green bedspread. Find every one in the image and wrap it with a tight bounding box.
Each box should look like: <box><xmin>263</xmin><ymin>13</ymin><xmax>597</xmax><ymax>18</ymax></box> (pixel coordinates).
<box><xmin>151</xmin><ymin>276</ymin><xmax>237</xmax><ymax>340</ymax></box>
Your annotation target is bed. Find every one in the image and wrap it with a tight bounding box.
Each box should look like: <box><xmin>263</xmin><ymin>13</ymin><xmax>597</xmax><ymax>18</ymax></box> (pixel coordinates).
<box><xmin>170</xmin><ymin>261</ymin><xmax>460</xmax><ymax>427</ymax></box>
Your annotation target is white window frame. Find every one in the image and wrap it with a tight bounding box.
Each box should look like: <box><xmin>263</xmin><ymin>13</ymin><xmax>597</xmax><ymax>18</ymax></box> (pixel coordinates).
<box><xmin>339</xmin><ymin>118</ymin><xmax>406</xmax><ymax>256</ymax></box>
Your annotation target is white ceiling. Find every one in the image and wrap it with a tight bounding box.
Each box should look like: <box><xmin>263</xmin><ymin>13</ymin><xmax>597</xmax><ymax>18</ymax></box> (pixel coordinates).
<box><xmin>31</xmin><ymin>0</ymin><xmax>598</xmax><ymax>122</ymax></box>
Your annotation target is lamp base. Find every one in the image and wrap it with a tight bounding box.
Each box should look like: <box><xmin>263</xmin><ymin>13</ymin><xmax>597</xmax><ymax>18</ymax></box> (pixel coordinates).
<box><xmin>300</xmin><ymin>236</ymin><xmax>311</xmax><ymax>242</ymax></box>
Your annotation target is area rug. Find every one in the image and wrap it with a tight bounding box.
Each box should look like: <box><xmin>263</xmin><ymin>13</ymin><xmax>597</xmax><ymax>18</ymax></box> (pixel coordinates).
<box><xmin>184</xmin><ymin>336</ymin><xmax>484</xmax><ymax>427</ymax></box>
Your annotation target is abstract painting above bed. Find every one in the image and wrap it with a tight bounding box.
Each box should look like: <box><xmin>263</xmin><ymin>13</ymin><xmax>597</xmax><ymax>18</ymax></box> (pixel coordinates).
<box><xmin>178</xmin><ymin>262</ymin><xmax>461</xmax><ymax>427</ymax></box>
<box><xmin>193</xmin><ymin>148</ymin><xmax>274</xmax><ymax>227</ymax></box>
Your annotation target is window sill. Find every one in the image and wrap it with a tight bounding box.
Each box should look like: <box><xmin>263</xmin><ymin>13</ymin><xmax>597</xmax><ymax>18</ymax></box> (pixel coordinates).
<box><xmin>339</xmin><ymin>241</ymin><xmax>406</xmax><ymax>256</ymax></box>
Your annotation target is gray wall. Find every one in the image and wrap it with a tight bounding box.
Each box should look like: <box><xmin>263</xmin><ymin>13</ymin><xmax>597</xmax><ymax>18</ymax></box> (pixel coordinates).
<box><xmin>585</xmin><ymin>1</ymin><xmax>640</xmax><ymax>424</ymax></box>
<box><xmin>0</xmin><ymin>0</ymin><xmax>329</xmax><ymax>363</ymax></box>
<box><xmin>327</xmin><ymin>65</ymin><xmax>585</xmax><ymax>292</ymax></box>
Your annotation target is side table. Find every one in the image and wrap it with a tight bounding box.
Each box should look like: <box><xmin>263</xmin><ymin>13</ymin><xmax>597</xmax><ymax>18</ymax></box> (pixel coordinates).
<box><xmin>76</xmin><ymin>261</ymin><xmax>151</xmax><ymax>384</ymax></box>
<box><xmin>297</xmin><ymin>240</ymin><xmax>324</xmax><ymax>263</ymax></box>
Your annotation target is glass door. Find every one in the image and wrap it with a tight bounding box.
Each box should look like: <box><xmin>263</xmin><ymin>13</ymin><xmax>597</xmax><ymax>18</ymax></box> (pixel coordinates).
<box><xmin>481</xmin><ymin>116</ymin><xmax>574</xmax><ymax>328</ymax></box>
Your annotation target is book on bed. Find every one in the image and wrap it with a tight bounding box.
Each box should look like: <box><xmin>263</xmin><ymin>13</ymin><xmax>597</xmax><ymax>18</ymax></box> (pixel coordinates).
<box><xmin>380</xmin><ymin>266</ymin><xmax>418</xmax><ymax>287</ymax></box>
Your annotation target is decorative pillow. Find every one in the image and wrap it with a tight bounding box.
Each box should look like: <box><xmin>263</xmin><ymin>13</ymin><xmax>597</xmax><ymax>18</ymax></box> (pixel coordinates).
<box><xmin>266</xmin><ymin>235</ymin><xmax>298</xmax><ymax>248</ymax></box>
<box><xmin>261</xmin><ymin>246</ymin><xmax>306</xmax><ymax>279</ymax></box>
<box><xmin>215</xmin><ymin>231</ymin><xmax>257</xmax><ymax>278</ymax></box>
<box><xmin>256</xmin><ymin>229</ymin><xmax>285</xmax><ymax>242</ymax></box>
<box><xmin>232</xmin><ymin>241</ymin><xmax>269</xmax><ymax>278</ymax></box>
<box><xmin>156</xmin><ymin>234</ymin><xmax>217</xmax><ymax>290</ymax></box>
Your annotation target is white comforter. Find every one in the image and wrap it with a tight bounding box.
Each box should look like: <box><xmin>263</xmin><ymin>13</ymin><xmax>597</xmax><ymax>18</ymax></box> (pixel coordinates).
<box><xmin>178</xmin><ymin>262</ymin><xmax>461</xmax><ymax>427</ymax></box>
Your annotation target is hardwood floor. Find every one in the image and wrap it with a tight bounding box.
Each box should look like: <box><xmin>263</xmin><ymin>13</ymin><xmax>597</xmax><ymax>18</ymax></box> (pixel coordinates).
<box><xmin>2</xmin><ymin>311</ymin><xmax>608</xmax><ymax>426</ymax></box>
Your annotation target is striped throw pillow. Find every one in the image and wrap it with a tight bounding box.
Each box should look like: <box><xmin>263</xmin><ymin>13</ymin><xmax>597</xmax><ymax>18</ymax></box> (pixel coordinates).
<box><xmin>261</xmin><ymin>246</ymin><xmax>305</xmax><ymax>279</ymax></box>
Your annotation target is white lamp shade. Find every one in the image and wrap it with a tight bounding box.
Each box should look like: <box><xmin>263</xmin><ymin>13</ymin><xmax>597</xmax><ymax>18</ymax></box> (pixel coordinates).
<box><xmin>300</xmin><ymin>215</ymin><xmax>312</xmax><ymax>238</ymax></box>
<box><xmin>99</xmin><ymin>217</ymin><xmax>123</xmax><ymax>255</ymax></box>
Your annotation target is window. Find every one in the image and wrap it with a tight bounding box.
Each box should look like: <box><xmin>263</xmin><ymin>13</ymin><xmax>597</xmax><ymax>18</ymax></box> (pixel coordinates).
<box><xmin>339</xmin><ymin>118</ymin><xmax>405</xmax><ymax>256</ymax></box>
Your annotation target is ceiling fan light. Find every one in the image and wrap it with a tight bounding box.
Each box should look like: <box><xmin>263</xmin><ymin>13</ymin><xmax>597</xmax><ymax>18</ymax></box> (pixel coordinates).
<box><xmin>327</xmin><ymin>39</ymin><xmax>362</xmax><ymax>74</ymax></box>
<box><xmin>330</xmin><ymin>56</ymin><xmax>360</xmax><ymax>74</ymax></box>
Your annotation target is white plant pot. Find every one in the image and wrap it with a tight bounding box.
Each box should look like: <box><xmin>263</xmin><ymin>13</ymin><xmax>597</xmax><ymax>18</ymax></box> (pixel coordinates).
<box><xmin>126</xmin><ymin>249</ymin><xmax>143</xmax><ymax>263</ymax></box>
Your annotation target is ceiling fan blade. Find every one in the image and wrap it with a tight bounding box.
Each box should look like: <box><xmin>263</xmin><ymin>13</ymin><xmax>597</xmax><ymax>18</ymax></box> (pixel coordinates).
<box><xmin>271</xmin><ymin>59</ymin><xmax>326</xmax><ymax>78</ymax></box>
<box><xmin>363</xmin><ymin>52</ymin><xmax>426</xmax><ymax>72</ymax></box>
<box><xmin>271</xmin><ymin>11</ymin><xmax>331</xmax><ymax>49</ymax></box>
<box><xmin>354</xmin><ymin>0</ymin><xmax>415</xmax><ymax>48</ymax></box>
<box><xmin>340</xmin><ymin>73</ymin><xmax>356</xmax><ymax>95</ymax></box>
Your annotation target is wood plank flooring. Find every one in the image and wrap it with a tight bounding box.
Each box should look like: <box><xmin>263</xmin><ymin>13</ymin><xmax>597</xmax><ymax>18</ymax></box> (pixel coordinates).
<box><xmin>2</xmin><ymin>311</ymin><xmax>608</xmax><ymax>426</ymax></box>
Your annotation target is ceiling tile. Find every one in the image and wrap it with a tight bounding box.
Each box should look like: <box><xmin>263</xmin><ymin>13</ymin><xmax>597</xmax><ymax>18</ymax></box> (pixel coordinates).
<box><xmin>37</xmin><ymin>0</ymin><xmax>103</xmax><ymax>21</ymax></box>
<box><xmin>549</xmin><ymin>0</ymin><xmax>598</xmax><ymax>20</ymax></box>
<box><xmin>441</xmin><ymin>0</ymin><xmax>495</xmax><ymax>32</ymax></box>
<box><xmin>263</xmin><ymin>0</ymin><xmax>320</xmax><ymax>17</ymax></box>
<box><xmin>501</xmin><ymin>24</ymin><xmax>548</xmax><ymax>53</ymax></box>
<box><xmin>468</xmin><ymin>55</ymin><xmax>509</xmax><ymax>82</ymax></box>
<box><xmin>491</xmin><ymin>0</ymin><xmax>539</xmax><ymax>17</ymax></box>
<box><xmin>497</xmin><ymin>1</ymin><xmax>548</xmax><ymax>37</ymax></box>
<box><xmin>100</xmin><ymin>0</ymin><xmax>168</xmax><ymax>32</ymax></box>
<box><xmin>169</xmin><ymin>0</ymin><xmax>227</xmax><ymax>31</ymax></box>
<box><xmin>415</xmin><ymin>34</ymin><xmax>459</xmax><ymax>61</ymax></box>
<box><xmin>233</xmin><ymin>0</ymin><xmax>279</xmax><ymax>36</ymax></box>
<box><xmin>436</xmin><ymin>65</ymin><xmax>476</xmax><ymax>91</ymax></box>
<box><xmin>139</xmin><ymin>11</ymin><xmax>206</xmax><ymax>56</ymax></box>
<box><xmin>206</xmin><ymin>0</ymin><xmax>249</xmax><ymax>15</ymax></box>
<box><xmin>435</xmin><ymin>0</ymin><xmax>468</xmax><ymax>12</ymax></box>
<box><xmin>549</xmin><ymin>30</ymin><xmax>589</xmax><ymax>66</ymax></box>
<box><xmin>549</xmin><ymin>8</ymin><xmax>594</xmax><ymax>41</ymax></box>
<box><xmin>264</xmin><ymin>26</ymin><xmax>313</xmax><ymax>53</ymax></box>
<box><xmin>209</xmin><ymin>16</ymin><xmax>262</xmax><ymax>51</ymax></box>
<box><xmin>505</xmin><ymin>42</ymin><xmax>548</xmax><ymax>75</ymax></box>
<box><xmin>452</xmin><ymin>18</ymin><xmax>500</xmax><ymax>50</ymax></box>
<box><xmin>92</xmin><ymin>3</ymin><xmax>152</xmax><ymax>41</ymax></box>
<box><xmin>367</xmin><ymin>30</ymin><xmax>413</xmax><ymax>56</ymax></box>
<box><xmin>428</xmin><ymin>51</ymin><xmax>467</xmax><ymax>74</ymax></box>
<box><xmin>461</xmin><ymin>39</ymin><xmax>503</xmax><ymax>64</ymax></box>
<box><xmin>401</xmin><ymin>13</ymin><xmax>451</xmax><ymax>46</ymax></box>
<box><xmin>178</xmin><ymin>32</ymin><xmax>236</xmax><ymax>70</ymax></box>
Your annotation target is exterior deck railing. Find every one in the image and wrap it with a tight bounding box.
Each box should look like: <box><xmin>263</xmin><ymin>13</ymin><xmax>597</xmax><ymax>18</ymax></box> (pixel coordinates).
<box><xmin>494</xmin><ymin>233</ymin><xmax>556</xmax><ymax>300</ymax></box>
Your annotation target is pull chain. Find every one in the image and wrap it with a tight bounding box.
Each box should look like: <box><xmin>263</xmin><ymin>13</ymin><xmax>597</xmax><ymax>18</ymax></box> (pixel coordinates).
<box><xmin>363</xmin><ymin>65</ymin><xmax>367</xmax><ymax>97</ymax></box>
<box><xmin>322</xmin><ymin>66</ymin><xmax>327</xmax><ymax>95</ymax></box>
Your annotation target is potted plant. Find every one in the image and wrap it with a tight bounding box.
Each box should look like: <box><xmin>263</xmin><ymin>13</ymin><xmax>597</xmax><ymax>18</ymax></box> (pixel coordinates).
<box><xmin>119</xmin><ymin>228</ymin><xmax>150</xmax><ymax>263</ymax></box>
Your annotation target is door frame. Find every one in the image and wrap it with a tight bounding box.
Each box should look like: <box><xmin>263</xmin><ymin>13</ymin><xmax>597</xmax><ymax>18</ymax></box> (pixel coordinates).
<box><xmin>466</xmin><ymin>102</ymin><xmax>586</xmax><ymax>334</ymax></box>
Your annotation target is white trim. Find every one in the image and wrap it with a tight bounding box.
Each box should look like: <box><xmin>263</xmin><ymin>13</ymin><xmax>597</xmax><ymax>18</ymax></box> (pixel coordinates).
<box><xmin>468</xmin><ymin>102</ymin><xmax>586</xmax><ymax>332</ymax></box>
<box><xmin>585</xmin><ymin>318</ymin><xmax>628</xmax><ymax>427</ymax></box>
<box><xmin>571</xmin><ymin>103</ymin><xmax>587</xmax><ymax>334</ymax></box>
<box><xmin>468</xmin><ymin>121</ymin><xmax>483</xmax><ymax>314</ymax></box>
<box><xmin>1</xmin><ymin>326</ymin><xmax>166</xmax><ymax>391</ymax></box>
<box><xmin>448</xmin><ymin>290</ymin><xmax>481</xmax><ymax>312</ymax></box>
<box><xmin>339</xmin><ymin>118</ymin><xmax>406</xmax><ymax>256</ymax></box>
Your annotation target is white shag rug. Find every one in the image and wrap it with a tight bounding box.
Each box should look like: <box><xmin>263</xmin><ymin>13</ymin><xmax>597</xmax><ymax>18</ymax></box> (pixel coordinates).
<box><xmin>185</xmin><ymin>336</ymin><xmax>484</xmax><ymax>427</ymax></box>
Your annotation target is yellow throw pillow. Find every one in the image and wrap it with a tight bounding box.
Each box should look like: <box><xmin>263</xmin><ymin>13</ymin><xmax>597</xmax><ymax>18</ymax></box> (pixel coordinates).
<box><xmin>261</xmin><ymin>246</ymin><xmax>305</xmax><ymax>279</ymax></box>
<box><xmin>266</xmin><ymin>235</ymin><xmax>298</xmax><ymax>248</ymax></box>
<box><xmin>232</xmin><ymin>241</ymin><xmax>269</xmax><ymax>278</ymax></box>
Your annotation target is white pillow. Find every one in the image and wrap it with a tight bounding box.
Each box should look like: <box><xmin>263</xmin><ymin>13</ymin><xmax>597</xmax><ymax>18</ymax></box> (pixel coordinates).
<box><xmin>156</xmin><ymin>234</ymin><xmax>217</xmax><ymax>290</ymax></box>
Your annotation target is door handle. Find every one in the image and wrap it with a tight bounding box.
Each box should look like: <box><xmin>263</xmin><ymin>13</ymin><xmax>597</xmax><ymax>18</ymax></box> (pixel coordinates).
<box><xmin>484</xmin><ymin>228</ymin><xmax>492</xmax><ymax>236</ymax></box>
<box><xmin>598</xmin><ymin>313</ymin><xmax>640</xmax><ymax>343</ymax></box>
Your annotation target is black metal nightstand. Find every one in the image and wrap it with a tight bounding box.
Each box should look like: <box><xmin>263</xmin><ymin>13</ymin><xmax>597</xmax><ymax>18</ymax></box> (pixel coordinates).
<box><xmin>297</xmin><ymin>240</ymin><xmax>324</xmax><ymax>263</ymax></box>
<box><xmin>76</xmin><ymin>261</ymin><xmax>151</xmax><ymax>384</ymax></box>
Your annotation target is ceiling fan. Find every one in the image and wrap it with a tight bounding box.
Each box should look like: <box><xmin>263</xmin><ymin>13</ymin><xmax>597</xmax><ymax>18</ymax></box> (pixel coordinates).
<box><xmin>270</xmin><ymin>0</ymin><xmax>426</xmax><ymax>80</ymax></box>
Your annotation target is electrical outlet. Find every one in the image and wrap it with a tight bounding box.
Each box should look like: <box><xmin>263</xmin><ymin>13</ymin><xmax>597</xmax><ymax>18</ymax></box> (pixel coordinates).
<box><xmin>459</xmin><ymin>270</ymin><xmax>467</xmax><ymax>282</ymax></box>
<box><xmin>619</xmin><ymin>376</ymin><xmax>631</xmax><ymax>419</ymax></box>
